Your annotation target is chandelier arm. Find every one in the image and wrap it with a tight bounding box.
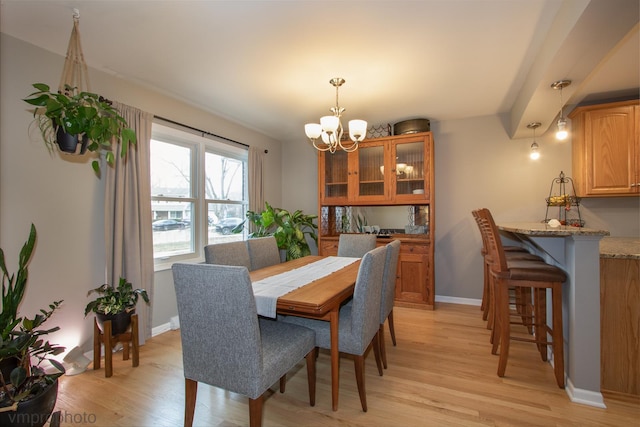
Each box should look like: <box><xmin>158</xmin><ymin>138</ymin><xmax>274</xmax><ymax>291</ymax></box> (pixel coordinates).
<box><xmin>312</xmin><ymin>139</ymin><xmax>331</xmax><ymax>152</ymax></box>
<box><xmin>339</xmin><ymin>139</ymin><xmax>359</xmax><ymax>152</ymax></box>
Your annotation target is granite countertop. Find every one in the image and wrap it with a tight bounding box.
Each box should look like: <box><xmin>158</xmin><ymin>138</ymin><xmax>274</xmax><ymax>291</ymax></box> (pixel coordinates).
<box><xmin>498</xmin><ymin>222</ymin><xmax>610</xmax><ymax>237</ymax></box>
<box><xmin>600</xmin><ymin>237</ymin><xmax>640</xmax><ymax>259</ymax></box>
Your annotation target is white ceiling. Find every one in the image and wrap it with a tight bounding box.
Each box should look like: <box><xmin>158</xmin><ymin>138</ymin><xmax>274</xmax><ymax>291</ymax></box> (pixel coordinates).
<box><xmin>1</xmin><ymin>0</ymin><xmax>638</xmax><ymax>143</ymax></box>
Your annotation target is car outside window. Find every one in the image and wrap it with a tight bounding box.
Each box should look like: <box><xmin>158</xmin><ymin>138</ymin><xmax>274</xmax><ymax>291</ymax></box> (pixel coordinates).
<box><xmin>151</xmin><ymin>122</ymin><xmax>248</xmax><ymax>269</ymax></box>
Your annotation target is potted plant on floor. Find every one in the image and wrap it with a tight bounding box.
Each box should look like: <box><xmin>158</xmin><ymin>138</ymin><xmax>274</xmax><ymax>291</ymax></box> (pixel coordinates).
<box><xmin>84</xmin><ymin>277</ymin><xmax>149</xmax><ymax>336</ymax></box>
<box><xmin>0</xmin><ymin>224</ymin><xmax>66</xmax><ymax>427</ymax></box>
<box><xmin>246</xmin><ymin>202</ymin><xmax>318</xmax><ymax>261</ymax></box>
<box><xmin>23</xmin><ymin>83</ymin><xmax>136</xmax><ymax>175</ymax></box>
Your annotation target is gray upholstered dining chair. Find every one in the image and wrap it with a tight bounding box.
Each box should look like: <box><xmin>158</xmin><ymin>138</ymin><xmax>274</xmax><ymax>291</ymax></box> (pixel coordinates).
<box><xmin>172</xmin><ymin>263</ymin><xmax>317</xmax><ymax>427</ymax></box>
<box><xmin>204</xmin><ymin>240</ymin><xmax>251</xmax><ymax>270</ymax></box>
<box><xmin>247</xmin><ymin>236</ymin><xmax>281</xmax><ymax>270</ymax></box>
<box><xmin>379</xmin><ymin>239</ymin><xmax>401</xmax><ymax>369</ymax></box>
<box><xmin>283</xmin><ymin>245</ymin><xmax>386</xmax><ymax>412</ymax></box>
<box><xmin>337</xmin><ymin>233</ymin><xmax>377</xmax><ymax>257</ymax></box>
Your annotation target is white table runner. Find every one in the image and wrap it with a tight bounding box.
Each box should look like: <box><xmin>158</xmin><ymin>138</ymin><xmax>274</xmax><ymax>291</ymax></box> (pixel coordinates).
<box><xmin>253</xmin><ymin>256</ymin><xmax>359</xmax><ymax>318</ymax></box>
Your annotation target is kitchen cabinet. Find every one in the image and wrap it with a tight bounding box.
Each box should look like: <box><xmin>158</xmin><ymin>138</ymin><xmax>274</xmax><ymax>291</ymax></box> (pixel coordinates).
<box><xmin>600</xmin><ymin>253</ymin><xmax>639</xmax><ymax>398</ymax></box>
<box><xmin>319</xmin><ymin>235</ymin><xmax>434</xmax><ymax>309</ymax></box>
<box><xmin>317</xmin><ymin>131</ymin><xmax>435</xmax><ymax>309</ymax></box>
<box><xmin>319</xmin><ymin>132</ymin><xmax>432</xmax><ymax>205</ymax></box>
<box><xmin>569</xmin><ymin>100</ymin><xmax>639</xmax><ymax>196</ymax></box>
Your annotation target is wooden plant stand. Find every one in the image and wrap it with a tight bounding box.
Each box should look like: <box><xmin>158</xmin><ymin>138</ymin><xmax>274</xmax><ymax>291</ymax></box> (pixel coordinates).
<box><xmin>93</xmin><ymin>314</ymin><xmax>139</xmax><ymax>377</ymax></box>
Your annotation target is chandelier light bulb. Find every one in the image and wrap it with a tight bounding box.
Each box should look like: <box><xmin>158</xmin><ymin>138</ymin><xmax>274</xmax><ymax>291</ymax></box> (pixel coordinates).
<box><xmin>304</xmin><ymin>123</ymin><xmax>322</xmax><ymax>140</ymax></box>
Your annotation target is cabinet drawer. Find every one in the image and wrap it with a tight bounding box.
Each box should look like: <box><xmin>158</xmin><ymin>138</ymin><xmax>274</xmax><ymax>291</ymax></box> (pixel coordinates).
<box><xmin>400</xmin><ymin>243</ymin><xmax>429</xmax><ymax>254</ymax></box>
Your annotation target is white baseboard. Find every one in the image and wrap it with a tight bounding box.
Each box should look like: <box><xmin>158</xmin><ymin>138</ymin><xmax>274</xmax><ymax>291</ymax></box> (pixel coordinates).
<box><xmin>566</xmin><ymin>378</ymin><xmax>606</xmax><ymax>408</ymax></box>
<box><xmin>152</xmin><ymin>322</ymin><xmax>172</xmax><ymax>337</ymax></box>
<box><xmin>151</xmin><ymin>316</ymin><xmax>180</xmax><ymax>337</ymax></box>
<box><xmin>435</xmin><ymin>295</ymin><xmax>481</xmax><ymax>306</ymax></box>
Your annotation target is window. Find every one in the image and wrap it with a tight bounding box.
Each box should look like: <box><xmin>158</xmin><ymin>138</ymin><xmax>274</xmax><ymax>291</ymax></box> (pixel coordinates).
<box><xmin>150</xmin><ymin>122</ymin><xmax>248</xmax><ymax>269</ymax></box>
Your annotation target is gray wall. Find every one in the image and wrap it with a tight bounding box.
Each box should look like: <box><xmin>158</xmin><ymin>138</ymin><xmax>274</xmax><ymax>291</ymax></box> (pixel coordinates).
<box><xmin>0</xmin><ymin>34</ymin><xmax>282</xmax><ymax>352</ymax></box>
<box><xmin>281</xmin><ymin>107</ymin><xmax>640</xmax><ymax>302</ymax></box>
<box><xmin>2</xmin><ymin>32</ymin><xmax>638</xmax><ymax>358</ymax></box>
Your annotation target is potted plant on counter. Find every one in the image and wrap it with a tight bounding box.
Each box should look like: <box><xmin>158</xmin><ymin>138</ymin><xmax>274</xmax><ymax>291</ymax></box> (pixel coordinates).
<box><xmin>23</xmin><ymin>83</ymin><xmax>136</xmax><ymax>175</ymax></box>
<box><xmin>0</xmin><ymin>224</ymin><xmax>65</xmax><ymax>427</ymax></box>
<box><xmin>84</xmin><ymin>278</ymin><xmax>149</xmax><ymax>336</ymax></box>
<box><xmin>246</xmin><ymin>202</ymin><xmax>318</xmax><ymax>261</ymax></box>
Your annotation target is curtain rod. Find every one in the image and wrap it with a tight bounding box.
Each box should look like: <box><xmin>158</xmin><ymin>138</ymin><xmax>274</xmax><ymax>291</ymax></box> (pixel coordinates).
<box><xmin>154</xmin><ymin>115</ymin><xmax>267</xmax><ymax>153</ymax></box>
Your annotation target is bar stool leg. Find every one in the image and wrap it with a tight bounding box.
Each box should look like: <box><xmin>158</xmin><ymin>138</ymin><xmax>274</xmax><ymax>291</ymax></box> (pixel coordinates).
<box><xmin>482</xmin><ymin>259</ymin><xmax>490</xmax><ymax>320</ymax></box>
<box><xmin>551</xmin><ymin>284</ymin><xmax>565</xmax><ymax>388</ymax></box>
<box><xmin>497</xmin><ymin>280</ymin><xmax>511</xmax><ymax>377</ymax></box>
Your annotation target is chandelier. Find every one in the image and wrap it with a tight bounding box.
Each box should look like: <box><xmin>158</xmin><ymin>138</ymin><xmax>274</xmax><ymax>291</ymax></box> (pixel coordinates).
<box><xmin>304</xmin><ymin>77</ymin><xmax>367</xmax><ymax>153</ymax></box>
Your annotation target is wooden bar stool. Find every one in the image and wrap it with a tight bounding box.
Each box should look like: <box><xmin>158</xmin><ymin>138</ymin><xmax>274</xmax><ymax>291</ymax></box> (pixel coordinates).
<box><xmin>478</xmin><ymin>208</ymin><xmax>567</xmax><ymax>388</ymax></box>
<box><xmin>93</xmin><ymin>314</ymin><xmax>140</xmax><ymax>377</ymax></box>
<box><xmin>471</xmin><ymin>210</ymin><xmax>542</xmax><ymax>328</ymax></box>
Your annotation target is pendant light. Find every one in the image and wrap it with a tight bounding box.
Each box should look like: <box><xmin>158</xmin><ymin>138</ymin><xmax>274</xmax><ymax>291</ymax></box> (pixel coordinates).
<box><xmin>527</xmin><ymin>122</ymin><xmax>541</xmax><ymax>160</ymax></box>
<box><xmin>551</xmin><ymin>80</ymin><xmax>571</xmax><ymax>141</ymax></box>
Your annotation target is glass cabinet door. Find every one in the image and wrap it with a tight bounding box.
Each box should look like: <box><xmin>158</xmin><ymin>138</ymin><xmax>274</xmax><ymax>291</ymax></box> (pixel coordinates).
<box><xmin>320</xmin><ymin>150</ymin><xmax>349</xmax><ymax>202</ymax></box>
<box><xmin>393</xmin><ymin>137</ymin><xmax>428</xmax><ymax>201</ymax></box>
<box><xmin>355</xmin><ymin>143</ymin><xmax>386</xmax><ymax>200</ymax></box>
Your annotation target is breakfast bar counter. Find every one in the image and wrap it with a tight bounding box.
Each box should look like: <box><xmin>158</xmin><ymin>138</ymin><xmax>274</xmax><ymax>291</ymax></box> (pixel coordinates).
<box><xmin>498</xmin><ymin>222</ymin><xmax>610</xmax><ymax>407</ymax></box>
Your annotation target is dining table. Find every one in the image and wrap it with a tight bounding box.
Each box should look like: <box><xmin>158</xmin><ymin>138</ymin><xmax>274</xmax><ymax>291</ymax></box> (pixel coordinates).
<box><xmin>249</xmin><ymin>255</ymin><xmax>361</xmax><ymax>411</ymax></box>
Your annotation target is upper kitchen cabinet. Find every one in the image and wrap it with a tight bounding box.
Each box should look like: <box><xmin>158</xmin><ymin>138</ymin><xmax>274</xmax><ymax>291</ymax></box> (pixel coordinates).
<box><xmin>318</xmin><ymin>132</ymin><xmax>433</xmax><ymax>205</ymax></box>
<box><xmin>569</xmin><ymin>100</ymin><xmax>639</xmax><ymax>197</ymax></box>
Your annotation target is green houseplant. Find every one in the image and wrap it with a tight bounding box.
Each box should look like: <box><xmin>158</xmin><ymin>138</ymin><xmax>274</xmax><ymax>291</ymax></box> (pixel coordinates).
<box><xmin>246</xmin><ymin>202</ymin><xmax>318</xmax><ymax>261</ymax></box>
<box><xmin>0</xmin><ymin>224</ymin><xmax>65</xmax><ymax>426</ymax></box>
<box><xmin>23</xmin><ymin>83</ymin><xmax>136</xmax><ymax>174</ymax></box>
<box><xmin>84</xmin><ymin>277</ymin><xmax>149</xmax><ymax>336</ymax></box>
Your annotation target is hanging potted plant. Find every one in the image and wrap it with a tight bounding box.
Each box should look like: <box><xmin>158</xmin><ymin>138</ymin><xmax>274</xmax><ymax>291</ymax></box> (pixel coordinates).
<box><xmin>246</xmin><ymin>202</ymin><xmax>318</xmax><ymax>261</ymax></box>
<box><xmin>23</xmin><ymin>83</ymin><xmax>136</xmax><ymax>174</ymax></box>
<box><xmin>0</xmin><ymin>224</ymin><xmax>65</xmax><ymax>427</ymax></box>
<box><xmin>84</xmin><ymin>278</ymin><xmax>149</xmax><ymax>336</ymax></box>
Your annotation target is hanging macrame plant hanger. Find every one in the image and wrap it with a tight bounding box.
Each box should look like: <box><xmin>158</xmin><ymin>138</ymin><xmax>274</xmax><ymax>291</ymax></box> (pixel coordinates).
<box><xmin>59</xmin><ymin>9</ymin><xmax>91</xmax><ymax>95</ymax></box>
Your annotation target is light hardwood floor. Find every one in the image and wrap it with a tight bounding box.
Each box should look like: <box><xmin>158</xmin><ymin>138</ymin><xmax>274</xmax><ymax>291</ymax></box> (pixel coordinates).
<box><xmin>55</xmin><ymin>303</ymin><xmax>638</xmax><ymax>426</ymax></box>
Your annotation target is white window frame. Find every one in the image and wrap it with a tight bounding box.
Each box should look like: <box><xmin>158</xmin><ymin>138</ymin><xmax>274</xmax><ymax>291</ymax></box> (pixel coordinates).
<box><xmin>151</xmin><ymin>121</ymin><xmax>248</xmax><ymax>271</ymax></box>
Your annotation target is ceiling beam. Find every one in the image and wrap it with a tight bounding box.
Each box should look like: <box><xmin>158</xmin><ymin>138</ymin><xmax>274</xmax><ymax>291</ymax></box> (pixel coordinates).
<box><xmin>509</xmin><ymin>0</ymin><xmax>639</xmax><ymax>139</ymax></box>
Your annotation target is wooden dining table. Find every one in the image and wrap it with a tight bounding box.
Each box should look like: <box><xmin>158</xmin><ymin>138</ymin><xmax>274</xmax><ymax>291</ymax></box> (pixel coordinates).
<box><xmin>249</xmin><ymin>255</ymin><xmax>361</xmax><ymax>411</ymax></box>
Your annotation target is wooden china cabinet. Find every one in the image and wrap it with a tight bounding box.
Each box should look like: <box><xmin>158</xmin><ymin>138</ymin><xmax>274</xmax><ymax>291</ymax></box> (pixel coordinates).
<box><xmin>569</xmin><ymin>99</ymin><xmax>639</xmax><ymax>196</ymax></box>
<box><xmin>317</xmin><ymin>132</ymin><xmax>436</xmax><ymax>309</ymax></box>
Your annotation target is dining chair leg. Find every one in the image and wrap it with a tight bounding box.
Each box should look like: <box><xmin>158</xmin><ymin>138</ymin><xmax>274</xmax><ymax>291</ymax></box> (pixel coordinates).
<box><xmin>279</xmin><ymin>375</ymin><xmax>286</xmax><ymax>393</ymax></box>
<box><xmin>354</xmin><ymin>355</ymin><xmax>367</xmax><ymax>412</ymax></box>
<box><xmin>305</xmin><ymin>350</ymin><xmax>316</xmax><ymax>406</ymax></box>
<box><xmin>372</xmin><ymin>332</ymin><xmax>383</xmax><ymax>376</ymax></box>
<box><xmin>184</xmin><ymin>378</ymin><xmax>198</xmax><ymax>427</ymax></box>
<box><xmin>379</xmin><ymin>324</ymin><xmax>388</xmax><ymax>369</ymax></box>
<box><xmin>388</xmin><ymin>310</ymin><xmax>397</xmax><ymax>346</ymax></box>
<box><xmin>248</xmin><ymin>396</ymin><xmax>264</xmax><ymax>427</ymax></box>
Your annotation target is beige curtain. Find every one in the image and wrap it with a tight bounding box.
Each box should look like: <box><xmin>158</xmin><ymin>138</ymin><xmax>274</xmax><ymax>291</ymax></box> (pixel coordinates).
<box><xmin>104</xmin><ymin>102</ymin><xmax>154</xmax><ymax>344</ymax></box>
<box><xmin>248</xmin><ymin>147</ymin><xmax>265</xmax><ymax>230</ymax></box>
